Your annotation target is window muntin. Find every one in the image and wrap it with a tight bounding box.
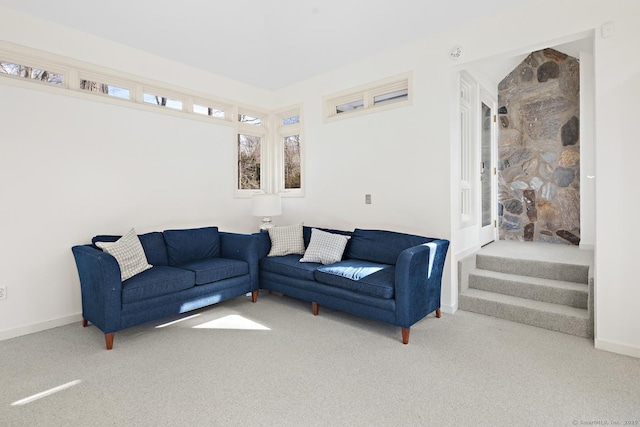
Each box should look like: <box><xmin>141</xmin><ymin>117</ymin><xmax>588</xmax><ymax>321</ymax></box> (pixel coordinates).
<box><xmin>1</xmin><ymin>59</ymin><xmax>63</xmax><ymax>85</ymax></box>
<box><xmin>237</xmin><ymin>133</ymin><xmax>262</xmax><ymax>190</ymax></box>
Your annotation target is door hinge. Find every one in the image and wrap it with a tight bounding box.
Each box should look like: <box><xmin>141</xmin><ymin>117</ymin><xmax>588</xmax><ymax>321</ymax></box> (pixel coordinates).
<box><xmin>494</xmin><ymin>220</ymin><xmax>497</xmax><ymax>227</ymax></box>
<box><xmin>493</xmin><ymin>167</ymin><xmax>497</xmax><ymax>175</ymax></box>
<box><xmin>493</xmin><ymin>114</ymin><xmax>497</xmax><ymax>123</ymax></box>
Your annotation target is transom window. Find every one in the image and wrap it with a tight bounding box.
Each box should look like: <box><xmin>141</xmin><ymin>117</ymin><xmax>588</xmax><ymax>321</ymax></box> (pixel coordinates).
<box><xmin>325</xmin><ymin>73</ymin><xmax>412</xmax><ymax>121</ymax></box>
<box><xmin>1</xmin><ymin>59</ymin><xmax>63</xmax><ymax>86</ymax></box>
<box><xmin>143</xmin><ymin>91</ymin><xmax>183</xmax><ymax>111</ymax></box>
<box><xmin>79</xmin><ymin>79</ymin><xmax>130</xmax><ymax>99</ymax></box>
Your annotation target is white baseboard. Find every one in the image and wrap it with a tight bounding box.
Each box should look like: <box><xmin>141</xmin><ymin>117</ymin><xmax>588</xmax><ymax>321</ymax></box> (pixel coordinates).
<box><xmin>0</xmin><ymin>313</ymin><xmax>83</xmax><ymax>342</ymax></box>
<box><xmin>453</xmin><ymin>245</ymin><xmax>481</xmax><ymax>262</ymax></box>
<box><xmin>595</xmin><ymin>338</ymin><xmax>640</xmax><ymax>359</ymax></box>
<box><xmin>441</xmin><ymin>302</ymin><xmax>458</xmax><ymax>314</ymax></box>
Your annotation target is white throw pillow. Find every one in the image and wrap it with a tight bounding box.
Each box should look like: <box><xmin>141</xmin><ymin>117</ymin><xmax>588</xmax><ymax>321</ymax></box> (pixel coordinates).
<box><xmin>267</xmin><ymin>223</ymin><xmax>305</xmax><ymax>256</ymax></box>
<box><xmin>95</xmin><ymin>228</ymin><xmax>152</xmax><ymax>281</ymax></box>
<box><xmin>300</xmin><ymin>228</ymin><xmax>350</xmax><ymax>265</ymax></box>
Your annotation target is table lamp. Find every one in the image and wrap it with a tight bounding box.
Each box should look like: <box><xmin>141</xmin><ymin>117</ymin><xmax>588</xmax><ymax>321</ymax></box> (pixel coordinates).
<box><xmin>251</xmin><ymin>193</ymin><xmax>282</xmax><ymax>230</ymax></box>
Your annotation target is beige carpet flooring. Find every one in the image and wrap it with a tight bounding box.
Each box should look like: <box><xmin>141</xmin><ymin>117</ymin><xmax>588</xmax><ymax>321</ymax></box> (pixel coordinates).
<box><xmin>1</xmin><ymin>291</ymin><xmax>639</xmax><ymax>426</ymax></box>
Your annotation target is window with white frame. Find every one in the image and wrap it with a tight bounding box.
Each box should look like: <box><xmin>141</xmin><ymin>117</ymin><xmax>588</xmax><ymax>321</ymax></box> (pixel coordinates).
<box><xmin>325</xmin><ymin>73</ymin><xmax>411</xmax><ymax>121</ymax></box>
<box><xmin>78</xmin><ymin>72</ymin><xmax>131</xmax><ymax>99</ymax></box>
<box><xmin>277</xmin><ymin>108</ymin><xmax>302</xmax><ymax>192</ymax></box>
<box><xmin>235</xmin><ymin>106</ymin><xmax>304</xmax><ymax>196</ymax></box>
<box><xmin>1</xmin><ymin>58</ymin><xmax>64</xmax><ymax>86</ymax></box>
<box><xmin>192</xmin><ymin>98</ymin><xmax>229</xmax><ymax>120</ymax></box>
<box><xmin>236</xmin><ymin>109</ymin><xmax>267</xmax><ymax>193</ymax></box>
<box><xmin>143</xmin><ymin>89</ymin><xmax>184</xmax><ymax>111</ymax></box>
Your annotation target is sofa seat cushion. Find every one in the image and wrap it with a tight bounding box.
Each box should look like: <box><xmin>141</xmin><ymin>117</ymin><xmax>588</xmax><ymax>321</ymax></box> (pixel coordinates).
<box><xmin>260</xmin><ymin>254</ymin><xmax>319</xmax><ymax>281</ymax></box>
<box><xmin>314</xmin><ymin>260</ymin><xmax>395</xmax><ymax>299</ymax></box>
<box><xmin>178</xmin><ymin>258</ymin><xmax>249</xmax><ymax>285</ymax></box>
<box><xmin>122</xmin><ymin>266</ymin><xmax>195</xmax><ymax>304</ymax></box>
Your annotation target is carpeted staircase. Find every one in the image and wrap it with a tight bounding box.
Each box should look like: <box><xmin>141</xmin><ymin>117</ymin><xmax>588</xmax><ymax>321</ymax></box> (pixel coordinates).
<box><xmin>458</xmin><ymin>241</ymin><xmax>594</xmax><ymax>338</ymax></box>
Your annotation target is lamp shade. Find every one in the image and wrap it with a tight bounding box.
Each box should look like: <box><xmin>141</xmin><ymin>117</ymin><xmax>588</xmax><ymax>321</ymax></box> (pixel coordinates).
<box><xmin>251</xmin><ymin>193</ymin><xmax>282</xmax><ymax>217</ymax></box>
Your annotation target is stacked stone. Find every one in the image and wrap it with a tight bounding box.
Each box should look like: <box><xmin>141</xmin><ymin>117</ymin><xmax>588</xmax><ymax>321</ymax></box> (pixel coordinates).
<box><xmin>498</xmin><ymin>48</ymin><xmax>580</xmax><ymax>245</ymax></box>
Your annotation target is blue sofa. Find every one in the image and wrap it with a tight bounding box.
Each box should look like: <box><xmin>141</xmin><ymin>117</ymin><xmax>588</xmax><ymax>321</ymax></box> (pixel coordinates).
<box><xmin>257</xmin><ymin>226</ymin><xmax>449</xmax><ymax>344</ymax></box>
<box><xmin>72</xmin><ymin>227</ymin><xmax>258</xmax><ymax>349</ymax></box>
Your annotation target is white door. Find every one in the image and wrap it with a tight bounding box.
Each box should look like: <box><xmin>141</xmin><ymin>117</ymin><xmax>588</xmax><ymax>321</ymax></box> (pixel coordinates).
<box><xmin>479</xmin><ymin>91</ymin><xmax>497</xmax><ymax>246</ymax></box>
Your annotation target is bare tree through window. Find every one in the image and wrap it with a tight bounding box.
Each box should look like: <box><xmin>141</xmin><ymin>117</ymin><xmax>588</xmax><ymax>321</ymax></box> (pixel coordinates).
<box><xmin>284</xmin><ymin>135</ymin><xmax>301</xmax><ymax>189</ymax></box>
<box><xmin>1</xmin><ymin>60</ymin><xmax>63</xmax><ymax>85</ymax></box>
<box><xmin>238</xmin><ymin>134</ymin><xmax>261</xmax><ymax>189</ymax></box>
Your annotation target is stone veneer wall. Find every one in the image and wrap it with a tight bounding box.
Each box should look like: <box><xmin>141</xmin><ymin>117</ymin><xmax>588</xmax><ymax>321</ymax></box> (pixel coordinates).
<box><xmin>498</xmin><ymin>48</ymin><xmax>580</xmax><ymax>245</ymax></box>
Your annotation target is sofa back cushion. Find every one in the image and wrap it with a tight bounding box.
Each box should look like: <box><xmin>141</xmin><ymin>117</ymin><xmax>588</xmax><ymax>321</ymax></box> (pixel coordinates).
<box><xmin>345</xmin><ymin>229</ymin><xmax>433</xmax><ymax>265</ymax></box>
<box><xmin>93</xmin><ymin>231</ymin><xmax>169</xmax><ymax>266</ymax></box>
<box><xmin>163</xmin><ymin>227</ymin><xmax>220</xmax><ymax>266</ymax></box>
<box><xmin>302</xmin><ymin>226</ymin><xmax>352</xmax><ymax>248</ymax></box>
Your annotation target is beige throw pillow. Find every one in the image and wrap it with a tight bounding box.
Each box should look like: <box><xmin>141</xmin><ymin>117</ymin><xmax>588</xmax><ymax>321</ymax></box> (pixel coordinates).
<box><xmin>300</xmin><ymin>228</ymin><xmax>350</xmax><ymax>265</ymax></box>
<box><xmin>267</xmin><ymin>223</ymin><xmax>305</xmax><ymax>256</ymax></box>
<box><xmin>95</xmin><ymin>228</ymin><xmax>152</xmax><ymax>281</ymax></box>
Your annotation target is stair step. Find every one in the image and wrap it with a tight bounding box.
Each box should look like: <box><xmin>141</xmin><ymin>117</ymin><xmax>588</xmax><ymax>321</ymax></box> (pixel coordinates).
<box><xmin>476</xmin><ymin>254</ymin><xmax>589</xmax><ymax>284</ymax></box>
<box><xmin>468</xmin><ymin>269</ymin><xmax>588</xmax><ymax>309</ymax></box>
<box><xmin>459</xmin><ymin>288</ymin><xmax>592</xmax><ymax>338</ymax></box>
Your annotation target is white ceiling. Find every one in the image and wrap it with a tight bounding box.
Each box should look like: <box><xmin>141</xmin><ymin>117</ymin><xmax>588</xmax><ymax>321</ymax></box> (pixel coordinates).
<box><xmin>0</xmin><ymin>0</ymin><xmax>532</xmax><ymax>90</ymax></box>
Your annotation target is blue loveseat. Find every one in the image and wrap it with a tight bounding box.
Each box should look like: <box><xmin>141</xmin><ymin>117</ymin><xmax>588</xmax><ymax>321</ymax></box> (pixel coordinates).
<box><xmin>72</xmin><ymin>227</ymin><xmax>258</xmax><ymax>349</ymax></box>
<box><xmin>257</xmin><ymin>226</ymin><xmax>449</xmax><ymax>344</ymax></box>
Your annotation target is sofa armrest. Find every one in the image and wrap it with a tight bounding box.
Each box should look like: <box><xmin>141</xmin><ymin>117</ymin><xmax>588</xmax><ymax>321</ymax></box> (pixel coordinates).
<box><xmin>394</xmin><ymin>239</ymin><xmax>450</xmax><ymax>327</ymax></box>
<box><xmin>71</xmin><ymin>245</ymin><xmax>123</xmax><ymax>334</ymax></box>
<box><xmin>219</xmin><ymin>232</ymin><xmax>259</xmax><ymax>291</ymax></box>
<box><xmin>253</xmin><ymin>231</ymin><xmax>272</xmax><ymax>259</ymax></box>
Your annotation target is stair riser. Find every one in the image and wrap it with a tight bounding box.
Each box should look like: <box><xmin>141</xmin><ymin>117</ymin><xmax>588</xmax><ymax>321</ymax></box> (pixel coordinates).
<box><xmin>476</xmin><ymin>255</ymin><xmax>589</xmax><ymax>284</ymax></box>
<box><xmin>459</xmin><ymin>295</ymin><xmax>593</xmax><ymax>338</ymax></box>
<box><xmin>468</xmin><ymin>274</ymin><xmax>588</xmax><ymax>309</ymax></box>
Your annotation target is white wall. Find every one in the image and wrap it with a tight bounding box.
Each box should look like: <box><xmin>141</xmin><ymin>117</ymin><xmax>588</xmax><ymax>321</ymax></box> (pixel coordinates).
<box><xmin>1</xmin><ymin>0</ymin><xmax>639</xmax><ymax>358</ymax></box>
<box><xmin>591</xmin><ymin>1</ymin><xmax>640</xmax><ymax>357</ymax></box>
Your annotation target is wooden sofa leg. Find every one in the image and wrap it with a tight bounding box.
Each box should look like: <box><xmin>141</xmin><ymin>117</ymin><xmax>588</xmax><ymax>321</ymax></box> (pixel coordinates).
<box><xmin>251</xmin><ymin>290</ymin><xmax>258</xmax><ymax>303</ymax></box>
<box><xmin>82</xmin><ymin>318</ymin><xmax>89</xmax><ymax>327</ymax></box>
<box><xmin>312</xmin><ymin>302</ymin><xmax>319</xmax><ymax>316</ymax></box>
<box><xmin>436</xmin><ymin>308</ymin><xmax>441</xmax><ymax>318</ymax></box>
<box><xmin>401</xmin><ymin>327</ymin><xmax>410</xmax><ymax>345</ymax></box>
<box><xmin>105</xmin><ymin>333</ymin><xmax>114</xmax><ymax>350</ymax></box>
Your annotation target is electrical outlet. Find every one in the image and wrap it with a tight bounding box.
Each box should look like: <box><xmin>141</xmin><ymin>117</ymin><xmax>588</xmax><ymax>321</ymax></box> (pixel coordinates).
<box><xmin>365</xmin><ymin>194</ymin><xmax>372</xmax><ymax>204</ymax></box>
<box><xmin>0</xmin><ymin>285</ymin><xmax>6</xmax><ymax>300</ymax></box>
